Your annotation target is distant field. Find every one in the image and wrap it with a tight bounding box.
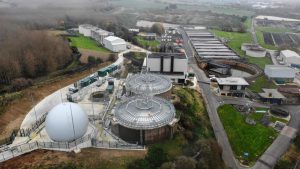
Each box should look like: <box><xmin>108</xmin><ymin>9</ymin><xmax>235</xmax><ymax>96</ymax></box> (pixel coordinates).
<box><xmin>211</xmin><ymin>30</ymin><xmax>272</xmax><ymax>68</ymax></box>
<box><xmin>69</xmin><ymin>35</ymin><xmax>110</xmax><ymax>53</ymax></box>
<box><xmin>111</xmin><ymin>0</ymin><xmax>167</xmax><ymax>9</ymax></box>
<box><xmin>218</xmin><ymin>105</ymin><xmax>278</xmax><ymax>165</ymax></box>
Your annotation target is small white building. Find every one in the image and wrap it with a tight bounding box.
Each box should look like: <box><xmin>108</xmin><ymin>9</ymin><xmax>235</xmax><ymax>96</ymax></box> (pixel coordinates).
<box><xmin>146</xmin><ymin>53</ymin><xmax>188</xmax><ymax>83</ymax></box>
<box><xmin>280</xmin><ymin>50</ymin><xmax>300</xmax><ymax>67</ymax></box>
<box><xmin>79</xmin><ymin>24</ymin><xmax>97</xmax><ymax>37</ymax></box>
<box><xmin>91</xmin><ymin>28</ymin><xmax>114</xmax><ymax>45</ymax></box>
<box><xmin>216</xmin><ymin>77</ymin><xmax>249</xmax><ymax>97</ymax></box>
<box><xmin>264</xmin><ymin>65</ymin><xmax>296</xmax><ymax>84</ymax></box>
<box><xmin>103</xmin><ymin>36</ymin><xmax>127</xmax><ymax>52</ymax></box>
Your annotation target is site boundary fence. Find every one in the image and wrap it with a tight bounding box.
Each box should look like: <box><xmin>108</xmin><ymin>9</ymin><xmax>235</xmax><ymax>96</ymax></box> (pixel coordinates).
<box><xmin>0</xmin><ymin>134</ymin><xmax>144</xmax><ymax>163</ymax></box>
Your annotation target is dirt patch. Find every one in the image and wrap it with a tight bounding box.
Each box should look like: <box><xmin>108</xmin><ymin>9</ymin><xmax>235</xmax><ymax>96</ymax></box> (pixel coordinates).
<box><xmin>0</xmin><ymin>148</ymin><xmax>146</xmax><ymax>169</ymax></box>
<box><xmin>79</xmin><ymin>49</ymin><xmax>112</xmax><ymax>64</ymax></box>
<box><xmin>0</xmin><ymin>62</ymin><xmax>111</xmax><ymax>140</ymax></box>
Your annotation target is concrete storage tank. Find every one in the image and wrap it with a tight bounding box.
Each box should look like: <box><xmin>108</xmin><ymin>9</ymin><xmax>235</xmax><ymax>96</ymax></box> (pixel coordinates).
<box><xmin>111</xmin><ymin>94</ymin><xmax>177</xmax><ymax>145</ymax></box>
<box><xmin>125</xmin><ymin>73</ymin><xmax>173</xmax><ymax>100</ymax></box>
<box><xmin>45</xmin><ymin>102</ymin><xmax>89</xmax><ymax>142</ymax></box>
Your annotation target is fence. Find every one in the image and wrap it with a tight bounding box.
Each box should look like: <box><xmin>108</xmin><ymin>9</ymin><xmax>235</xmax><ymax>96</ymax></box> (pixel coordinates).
<box><xmin>0</xmin><ymin>134</ymin><xmax>92</xmax><ymax>162</ymax></box>
<box><xmin>0</xmin><ymin>134</ymin><xmax>144</xmax><ymax>163</ymax></box>
<box><xmin>91</xmin><ymin>139</ymin><xmax>144</xmax><ymax>150</ymax></box>
<box><xmin>19</xmin><ymin>112</ymin><xmax>48</xmax><ymax>137</ymax></box>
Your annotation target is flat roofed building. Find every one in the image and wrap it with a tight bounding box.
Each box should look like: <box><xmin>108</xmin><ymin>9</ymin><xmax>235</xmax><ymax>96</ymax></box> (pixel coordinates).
<box><xmin>103</xmin><ymin>36</ymin><xmax>126</xmax><ymax>52</ymax></box>
<box><xmin>216</xmin><ymin>77</ymin><xmax>249</xmax><ymax>97</ymax></box>
<box><xmin>280</xmin><ymin>50</ymin><xmax>300</xmax><ymax>67</ymax></box>
<box><xmin>259</xmin><ymin>89</ymin><xmax>286</xmax><ymax>104</ymax></box>
<box><xmin>146</xmin><ymin>53</ymin><xmax>188</xmax><ymax>84</ymax></box>
<box><xmin>264</xmin><ymin>65</ymin><xmax>296</xmax><ymax>84</ymax></box>
<box><xmin>138</xmin><ymin>32</ymin><xmax>157</xmax><ymax>40</ymax></box>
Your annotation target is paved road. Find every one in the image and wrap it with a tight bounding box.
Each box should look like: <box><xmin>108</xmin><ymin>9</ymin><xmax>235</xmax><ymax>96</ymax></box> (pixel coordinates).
<box><xmin>251</xmin><ymin>18</ymin><xmax>259</xmax><ymax>45</ymax></box>
<box><xmin>180</xmin><ymin>27</ymin><xmax>244</xmax><ymax>169</ymax></box>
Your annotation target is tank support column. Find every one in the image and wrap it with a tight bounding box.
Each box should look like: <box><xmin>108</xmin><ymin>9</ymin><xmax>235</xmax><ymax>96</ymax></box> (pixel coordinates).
<box><xmin>140</xmin><ymin>130</ymin><xmax>143</xmax><ymax>145</ymax></box>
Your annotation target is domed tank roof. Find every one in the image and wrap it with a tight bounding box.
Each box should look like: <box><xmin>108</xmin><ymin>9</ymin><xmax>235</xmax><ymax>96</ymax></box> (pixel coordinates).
<box><xmin>45</xmin><ymin>102</ymin><xmax>89</xmax><ymax>142</ymax></box>
<box><xmin>125</xmin><ymin>73</ymin><xmax>172</xmax><ymax>95</ymax></box>
<box><xmin>114</xmin><ymin>96</ymin><xmax>176</xmax><ymax>130</ymax></box>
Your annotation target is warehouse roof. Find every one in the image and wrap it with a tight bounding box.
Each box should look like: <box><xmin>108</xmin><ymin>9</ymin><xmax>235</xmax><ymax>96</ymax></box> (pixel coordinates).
<box><xmin>216</xmin><ymin>77</ymin><xmax>249</xmax><ymax>86</ymax></box>
<box><xmin>265</xmin><ymin>65</ymin><xmax>296</xmax><ymax>78</ymax></box>
<box><xmin>281</xmin><ymin>50</ymin><xmax>300</xmax><ymax>58</ymax></box>
<box><xmin>259</xmin><ymin>89</ymin><xmax>286</xmax><ymax>99</ymax></box>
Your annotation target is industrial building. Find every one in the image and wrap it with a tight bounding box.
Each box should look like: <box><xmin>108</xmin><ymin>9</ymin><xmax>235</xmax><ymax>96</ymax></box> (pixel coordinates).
<box><xmin>138</xmin><ymin>32</ymin><xmax>157</xmax><ymax>40</ymax></box>
<box><xmin>264</xmin><ymin>65</ymin><xmax>296</xmax><ymax>84</ymax></box>
<box><xmin>111</xmin><ymin>73</ymin><xmax>178</xmax><ymax>145</ymax></box>
<box><xmin>216</xmin><ymin>77</ymin><xmax>249</xmax><ymax>97</ymax></box>
<box><xmin>91</xmin><ymin>28</ymin><xmax>114</xmax><ymax>44</ymax></box>
<box><xmin>185</xmin><ymin>28</ymin><xmax>239</xmax><ymax>59</ymax></box>
<box><xmin>125</xmin><ymin>73</ymin><xmax>173</xmax><ymax>100</ymax></box>
<box><xmin>146</xmin><ymin>53</ymin><xmax>188</xmax><ymax>83</ymax></box>
<box><xmin>103</xmin><ymin>36</ymin><xmax>127</xmax><ymax>52</ymax></box>
<box><xmin>45</xmin><ymin>102</ymin><xmax>89</xmax><ymax>142</ymax></box>
<box><xmin>259</xmin><ymin>89</ymin><xmax>286</xmax><ymax>105</ymax></box>
<box><xmin>79</xmin><ymin>24</ymin><xmax>114</xmax><ymax>44</ymax></box>
<box><xmin>279</xmin><ymin>50</ymin><xmax>300</xmax><ymax>67</ymax></box>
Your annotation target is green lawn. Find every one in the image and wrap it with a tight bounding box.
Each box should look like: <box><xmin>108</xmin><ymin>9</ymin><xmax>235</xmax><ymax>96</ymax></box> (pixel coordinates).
<box><xmin>244</xmin><ymin>18</ymin><xmax>252</xmax><ymax>30</ymax></box>
<box><xmin>218</xmin><ymin>105</ymin><xmax>278</xmax><ymax>165</ymax></box>
<box><xmin>69</xmin><ymin>35</ymin><xmax>110</xmax><ymax>52</ymax></box>
<box><xmin>135</xmin><ymin>36</ymin><xmax>160</xmax><ymax>48</ymax></box>
<box><xmin>211</xmin><ymin>30</ymin><xmax>252</xmax><ymax>57</ymax></box>
<box><xmin>211</xmin><ymin>29</ymin><xmax>273</xmax><ymax>69</ymax></box>
<box><xmin>248</xmin><ymin>75</ymin><xmax>277</xmax><ymax>93</ymax></box>
<box><xmin>250</xmin><ymin>113</ymin><xmax>265</xmax><ymax>122</ymax></box>
<box><xmin>247</xmin><ymin>56</ymin><xmax>273</xmax><ymax>69</ymax></box>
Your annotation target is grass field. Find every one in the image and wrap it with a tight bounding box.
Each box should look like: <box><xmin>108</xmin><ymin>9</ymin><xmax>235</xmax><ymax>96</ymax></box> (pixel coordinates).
<box><xmin>211</xmin><ymin>30</ymin><xmax>272</xmax><ymax>69</ymax></box>
<box><xmin>244</xmin><ymin>18</ymin><xmax>252</xmax><ymax>30</ymax></box>
<box><xmin>134</xmin><ymin>36</ymin><xmax>160</xmax><ymax>48</ymax></box>
<box><xmin>247</xmin><ymin>56</ymin><xmax>273</xmax><ymax>69</ymax></box>
<box><xmin>69</xmin><ymin>35</ymin><xmax>110</xmax><ymax>53</ymax></box>
<box><xmin>218</xmin><ymin>105</ymin><xmax>278</xmax><ymax>165</ymax></box>
<box><xmin>211</xmin><ymin>30</ymin><xmax>252</xmax><ymax>57</ymax></box>
<box><xmin>248</xmin><ymin>75</ymin><xmax>277</xmax><ymax>93</ymax></box>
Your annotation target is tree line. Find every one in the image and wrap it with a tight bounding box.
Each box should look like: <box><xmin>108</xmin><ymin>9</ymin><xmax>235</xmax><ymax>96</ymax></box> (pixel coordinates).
<box><xmin>0</xmin><ymin>22</ymin><xmax>72</xmax><ymax>87</ymax></box>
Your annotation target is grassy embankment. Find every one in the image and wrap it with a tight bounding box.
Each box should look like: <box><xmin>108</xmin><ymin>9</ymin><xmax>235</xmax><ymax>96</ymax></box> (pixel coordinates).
<box><xmin>218</xmin><ymin>104</ymin><xmax>278</xmax><ymax>165</ymax></box>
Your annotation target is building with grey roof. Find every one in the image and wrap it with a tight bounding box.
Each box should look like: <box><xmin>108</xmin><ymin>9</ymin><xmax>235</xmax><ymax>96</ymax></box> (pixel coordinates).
<box><xmin>264</xmin><ymin>65</ymin><xmax>296</xmax><ymax>84</ymax></box>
